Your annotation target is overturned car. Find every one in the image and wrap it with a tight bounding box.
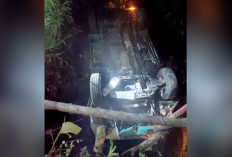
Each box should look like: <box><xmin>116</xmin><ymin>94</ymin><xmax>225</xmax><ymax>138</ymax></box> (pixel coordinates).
<box><xmin>88</xmin><ymin>2</ymin><xmax>178</xmax><ymax>141</ymax></box>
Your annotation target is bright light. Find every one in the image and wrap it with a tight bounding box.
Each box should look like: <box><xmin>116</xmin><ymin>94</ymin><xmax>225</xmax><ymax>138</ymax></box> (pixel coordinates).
<box><xmin>125</xmin><ymin>7</ymin><xmax>136</xmax><ymax>11</ymax></box>
<box><xmin>133</xmin><ymin>104</ymin><xmax>139</xmax><ymax>107</ymax></box>
<box><xmin>109</xmin><ymin>77</ymin><xmax>120</xmax><ymax>88</ymax></box>
<box><xmin>129</xmin><ymin>7</ymin><xmax>136</xmax><ymax>11</ymax></box>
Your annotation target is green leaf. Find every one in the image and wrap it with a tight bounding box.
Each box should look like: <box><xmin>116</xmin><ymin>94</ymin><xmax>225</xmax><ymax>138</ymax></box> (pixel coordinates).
<box><xmin>139</xmin><ymin>152</ymin><xmax>146</xmax><ymax>157</ymax></box>
<box><xmin>107</xmin><ymin>140</ymin><xmax>119</xmax><ymax>157</ymax></box>
<box><xmin>60</xmin><ymin>121</ymin><xmax>82</xmax><ymax>135</ymax></box>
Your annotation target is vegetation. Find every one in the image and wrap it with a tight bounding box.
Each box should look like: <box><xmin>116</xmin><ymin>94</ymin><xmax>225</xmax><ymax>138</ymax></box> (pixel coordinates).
<box><xmin>45</xmin><ymin>0</ymin><xmax>73</xmax><ymax>52</ymax></box>
<box><xmin>107</xmin><ymin>140</ymin><xmax>119</xmax><ymax>157</ymax></box>
<box><xmin>45</xmin><ymin>53</ymin><xmax>78</xmax><ymax>101</ymax></box>
<box><xmin>45</xmin><ymin>1</ymin><xmax>91</xmax><ymax>156</ymax></box>
<box><xmin>47</xmin><ymin>121</ymin><xmax>82</xmax><ymax>157</ymax></box>
<box><xmin>45</xmin><ymin>0</ymin><xmax>79</xmax><ymax>102</ymax></box>
<box><xmin>79</xmin><ymin>146</ymin><xmax>91</xmax><ymax>157</ymax></box>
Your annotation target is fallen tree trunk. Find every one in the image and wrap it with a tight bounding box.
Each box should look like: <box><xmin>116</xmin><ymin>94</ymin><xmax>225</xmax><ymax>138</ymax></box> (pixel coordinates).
<box><xmin>45</xmin><ymin>100</ymin><xmax>186</xmax><ymax>127</ymax></box>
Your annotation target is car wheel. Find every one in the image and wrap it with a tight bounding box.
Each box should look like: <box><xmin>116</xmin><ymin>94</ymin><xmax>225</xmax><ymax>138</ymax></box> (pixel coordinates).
<box><xmin>90</xmin><ymin>73</ymin><xmax>102</xmax><ymax>107</ymax></box>
<box><xmin>90</xmin><ymin>73</ymin><xmax>104</xmax><ymax>134</ymax></box>
<box><xmin>157</xmin><ymin>68</ymin><xmax>177</xmax><ymax>100</ymax></box>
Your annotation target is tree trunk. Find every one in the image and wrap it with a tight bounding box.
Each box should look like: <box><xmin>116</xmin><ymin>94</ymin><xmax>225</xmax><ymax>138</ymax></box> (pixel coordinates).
<box><xmin>45</xmin><ymin>100</ymin><xmax>186</xmax><ymax>127</ymax></box>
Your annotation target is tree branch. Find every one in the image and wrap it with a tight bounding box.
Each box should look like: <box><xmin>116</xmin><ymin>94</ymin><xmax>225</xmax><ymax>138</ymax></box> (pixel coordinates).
<box><xmin>45</xmin><ymin>100</ymin><xmax>186</xmax><ymax>127</ymax></box>
<box><xmin>121</xmin><ymin>131</ymin><xmax>168</xmax><ymax>156</ymax></box>
<box><xmin>121</xmin><ymin>104</ymin><xmax>187</xmax><ymax>156</ymax></box>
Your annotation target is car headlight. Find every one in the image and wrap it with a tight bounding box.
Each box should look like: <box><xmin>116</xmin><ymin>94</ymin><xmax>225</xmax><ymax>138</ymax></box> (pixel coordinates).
<box><xmin>110</xmin><ymin>77</ymin><xmax>120</xmax><ymax>88</ymax></box>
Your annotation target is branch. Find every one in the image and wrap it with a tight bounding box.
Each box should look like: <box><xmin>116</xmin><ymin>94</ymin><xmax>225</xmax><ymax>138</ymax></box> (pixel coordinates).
<box><xmin>45</xmin><ymin>100</ymin><xmax>186</xmax><ymax>127</ymax></box>
<box><xmin>121</xmin><ymin>104</ymin><xmax>187</xmax><ymax>156</ymax></box>
<box><xmin>121</xmin><ymin>131</ymin><xmax>168</xmax><ymax>156</ymax></box>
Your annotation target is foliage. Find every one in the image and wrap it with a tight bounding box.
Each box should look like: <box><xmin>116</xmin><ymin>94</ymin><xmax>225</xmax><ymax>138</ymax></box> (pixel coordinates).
<box><xmin>139</xmin><ymin>152</ymin><xmax>146</xmax><ymax>157</ymax></box>
<box><xmin>107</xmin><ymin>140</ymin><xmax>119</xmax><ymax>157</ymax></box>
<box><xmin>47</xmin><ymin>121</ymin><xmax>82</xmax><ymax>157</ymax></box>
<box><xmin>60</xmin><ymin>122</ymin><xmax>82</xmax><ymax>136</ymax></box>
<box><xmin>79</xmin><ymin>146</ymin><xmax>91</xmax><ymax>157</ymax></box>
<box><xmin>45</xmin><ymin>53</ymin><xmax>78</xmax><ymax>102</ymax></box>
<box><xmin>45</xmin><ymin>0</ymin><xmax>73</xmax><ymax>52</ymax></box>
<box><xmin>60</xmin><ymin>140</ymin><xmax>75</xmax><ymax>157</ymax></box>
<box><xmin>45</xmin><ymin>0</ymin><xmax>80</xmax><ymax>102</ymax></box>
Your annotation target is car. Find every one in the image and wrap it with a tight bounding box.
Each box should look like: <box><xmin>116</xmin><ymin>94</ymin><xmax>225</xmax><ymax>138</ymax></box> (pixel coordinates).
<box><xmin>88</xmin><ymin>2</ymin><xmax>178</xmax><ymax>140</ymax></box>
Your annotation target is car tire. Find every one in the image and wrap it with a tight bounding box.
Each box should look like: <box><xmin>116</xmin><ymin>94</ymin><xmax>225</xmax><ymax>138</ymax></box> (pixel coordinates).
<box><xmin>90</xmin><ymin>73</ymin><xmax>102</xmax><ymax>107</ymax></box>
<box><xmin>157</xmin><ymin>68</ymin><xmax>177</xmax><ymax>100</ymax></box>
<box><xmin>90</xmin><ymin>73</ymin><xmax>104</xmax><ymax>133</ymax></box>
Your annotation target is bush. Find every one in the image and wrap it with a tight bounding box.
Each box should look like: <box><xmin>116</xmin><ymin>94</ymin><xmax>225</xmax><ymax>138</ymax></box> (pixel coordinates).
<box><xmin>45</xmin><ymin>0</ymin><xmax>73</xmax><ymax>52</ymax></box>
<box><xmin>45</xmin><ymin>0</ymin><xmax>78</xmax><ymax>102</ymax></box>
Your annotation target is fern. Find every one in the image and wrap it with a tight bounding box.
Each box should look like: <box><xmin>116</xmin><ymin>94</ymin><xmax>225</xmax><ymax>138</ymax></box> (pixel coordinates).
<box><xmin>107</xmin><ymin>140</ymin><xmax>119</xmax><ymax>157</ymax></box>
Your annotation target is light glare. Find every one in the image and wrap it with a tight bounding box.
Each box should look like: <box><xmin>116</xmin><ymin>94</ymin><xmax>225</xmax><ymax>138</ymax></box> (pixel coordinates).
<box><xmin>129</xmin><ymin>7</ymin><xmax>136</xmax><ymax>11</ymax></box>
<box><xmin>110</xmin><ymin>77</ymin><xmax>120</xmax><ymax>88</ymax></box>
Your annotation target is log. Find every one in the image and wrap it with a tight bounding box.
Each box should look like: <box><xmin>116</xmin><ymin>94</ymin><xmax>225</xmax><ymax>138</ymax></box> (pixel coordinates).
<box><xmin>45</xmin><ymin>100</ymin><xmax>186</xmax><ymax>127</ymax></box>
